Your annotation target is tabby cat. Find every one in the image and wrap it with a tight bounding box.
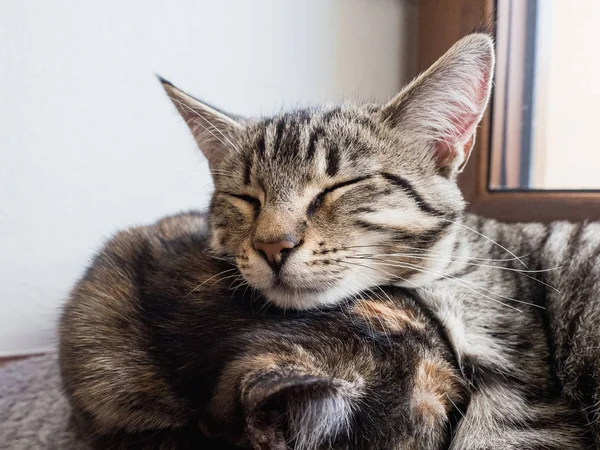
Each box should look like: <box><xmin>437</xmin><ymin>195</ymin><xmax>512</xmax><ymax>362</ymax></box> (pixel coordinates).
<box><xmin>60</xmin><ymin>212</ymin><xmax>466</xmax><ymax>449</ymax></box>
<box><xmin>60</xmin><ymin>33</ymin><xmax>600</xmax><ymax>449</ymax></box>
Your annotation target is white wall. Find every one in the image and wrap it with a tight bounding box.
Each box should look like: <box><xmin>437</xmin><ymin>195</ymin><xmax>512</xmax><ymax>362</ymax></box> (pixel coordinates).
<box><xmin>0</xmin><ymin>0</ymin><xmax>417</xmax><ymax>356</ymax></box>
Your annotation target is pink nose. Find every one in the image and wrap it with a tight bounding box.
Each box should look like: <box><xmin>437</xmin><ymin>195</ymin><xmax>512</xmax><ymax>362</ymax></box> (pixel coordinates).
<box><xmin>253</xmin><ymin>240</ymin><xmax>297</xmax><ymax>271</ymax></box>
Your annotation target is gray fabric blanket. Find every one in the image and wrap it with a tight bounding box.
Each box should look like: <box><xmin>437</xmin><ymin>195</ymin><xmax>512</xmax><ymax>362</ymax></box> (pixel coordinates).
<box><xmin>0</xmin><ymin>354</ymin><xmax>89</xmax><ymax>450</ymax></box>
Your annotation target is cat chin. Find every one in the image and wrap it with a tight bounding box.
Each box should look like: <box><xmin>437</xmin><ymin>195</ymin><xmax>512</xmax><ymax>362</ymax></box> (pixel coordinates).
<box><xmin>261</xmin><ymin>286</ymin><xmax>347</xmax><ymax>311</ymax></box>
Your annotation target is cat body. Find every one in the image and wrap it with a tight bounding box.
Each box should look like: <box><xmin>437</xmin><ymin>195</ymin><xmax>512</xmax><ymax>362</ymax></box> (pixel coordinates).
<box><xmin>60</xmin><ymin>213</ymin><xmax>466</xmax><ymax>449</ymax></box>
<box><xmin>59</xmin><ymin>212</ymin><xmax>597</xmax><ymax>450</ymax></box>
<box><xmin>59</xmin><ymin>33</ymin><xmax>600</xmax><ymax>449</ymax></box>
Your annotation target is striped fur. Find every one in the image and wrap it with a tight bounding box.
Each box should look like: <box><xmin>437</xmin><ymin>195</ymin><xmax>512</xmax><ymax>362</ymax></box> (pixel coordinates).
<box><xmin>59</xmin><ymin>33</ymin><xmax>600</xmax><ymax>448</ymax></box>
<box><xmin>416</xmin><ymin>217</ymin><xmax>599</xmax><ymax>449</ymax></box>
<box><xmin>158</xmin><ymin>33</ymin><xmax>599</xmax><ymax>448</ymax></box>
<box><xmin>59</xmin><ymin>213</ymin><xmax>464</xmax><ymax>449</ymax></box>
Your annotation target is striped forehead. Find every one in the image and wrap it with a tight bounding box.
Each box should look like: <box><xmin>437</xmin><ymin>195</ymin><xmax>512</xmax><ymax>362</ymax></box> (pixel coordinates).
<box><xmin>265</xmin><ymin>109</ymin><xmax>338</xmax><ymax>168</ymax></box>
<box><xmin>243</xmin><ymin>107</ymin><xmax>375</xmax><ymax>189</ymax></box>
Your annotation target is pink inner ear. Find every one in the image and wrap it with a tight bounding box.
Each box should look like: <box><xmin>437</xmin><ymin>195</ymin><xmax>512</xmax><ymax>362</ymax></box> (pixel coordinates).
<box><xmin>434</xmin><ymin>60</ymin><xmax>492</xmax><ymax>170</ymax></box>
<box><xmin>433</xmin><ymin>115</ymin><xmax>479</xmax><ymax>169</ymax></box>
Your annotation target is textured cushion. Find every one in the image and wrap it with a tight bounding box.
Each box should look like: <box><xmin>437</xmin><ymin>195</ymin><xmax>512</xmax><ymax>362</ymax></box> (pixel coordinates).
<box><xmin>0</xmin><ymin>353</ymin><xmax>89</xmax><ymax>450</ymax></box>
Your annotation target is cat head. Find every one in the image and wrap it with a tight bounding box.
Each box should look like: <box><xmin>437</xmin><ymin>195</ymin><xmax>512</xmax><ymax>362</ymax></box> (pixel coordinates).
<box><xmin>161</xmin><ymin>33</ymin><xmax>494</xmax><ymax>310</ymax></box>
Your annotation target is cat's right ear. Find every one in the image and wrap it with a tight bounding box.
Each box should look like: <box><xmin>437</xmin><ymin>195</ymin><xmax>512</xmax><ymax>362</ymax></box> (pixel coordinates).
<box><xmin>379</xmin><ymin>34</ymin><xmax>494</xmax><ymax>177</ymax></box>
<box><xmin>242</xmin><ymin>371</ymin><xmax>356</xmax><ymax>450</ymax></box>
<box><xmin>159</xmin><ymin>76</ymin><xmax>241</xmax><ymax>171</ymax></box>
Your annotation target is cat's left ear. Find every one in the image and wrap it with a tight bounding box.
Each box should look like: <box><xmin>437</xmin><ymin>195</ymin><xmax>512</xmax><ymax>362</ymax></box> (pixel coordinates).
<box><xmin>380</xmin><ymin>33</ymin><xmax>495</xmax><ymax>177</ymax></box>
<box><xmin>159</xmin><ymin>77</ymin><xmax>241</xmax><ymax>171</ymax></box>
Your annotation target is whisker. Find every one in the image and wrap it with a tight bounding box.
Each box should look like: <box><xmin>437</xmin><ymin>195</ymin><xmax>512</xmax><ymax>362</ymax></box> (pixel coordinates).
<box><xmin>342</xmin><ymin>244</ymin><xmax>530</xmax><ymax>264</ymax></box>
<box><xmin>241</xmin><ymin>282</ymin><xmax>253</xmax><ymax>302</ymax></box>
<box><xmin>351</xmin><ymin>253</ymin><xmax>561</xmax><ymax>293</ymax></box>
<box><xmin>367</xmin><ymin>260</ymin><xmax>538</xmax><ymax>311</ymax></box>
<box><xmin>354</xmin><ymin>253</ymin><xmax>560</xmax><ymax>274</ymax></box>
<box><xmin>445</xmin><ymin>392</ymin><xmax>466</xmax><ymax>419</ymax></box>
<box><xmin>228</xmin><ymin>277</ymin><xmax>249</xmax><ymax>292</ymax></box>
<box><xmin>441</xmin><ymin>218</ymin><xmax>529</xmax><ymax>268</ymax></box>
<box><xmin>256</xmin><ymin>300</ymin><xmax>273</xmax><ymax>315</ymax></box>
<box><xmin>182</xmin><ymin>268</ymin><xmax>238</xmax><ymax>299</ymax></box>
<box><xmin>206</xmin><ymin>251</ymin><xmax>237</xmax><ymax>264</ymax></box>
<box><xmin>333</xmin><ymin>260</ymin><xmax>421</xmax><ymax>290</ymax></box>
<box><xmin>354</xmin><ymin>259</ymin><xmax>524</xmax><ymax>312</ymax></box>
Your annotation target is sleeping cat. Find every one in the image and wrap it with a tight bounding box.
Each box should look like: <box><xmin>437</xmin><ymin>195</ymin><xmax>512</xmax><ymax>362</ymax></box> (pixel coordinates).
<box><xmin>60</xmin><ymin>212</ymin><xmax>467</xmax><ymax>449</ymax></box>
<box><xmin>60</xmin><ymin>33</ymin><xmax>600</xmax><ymax>449</ymax></box>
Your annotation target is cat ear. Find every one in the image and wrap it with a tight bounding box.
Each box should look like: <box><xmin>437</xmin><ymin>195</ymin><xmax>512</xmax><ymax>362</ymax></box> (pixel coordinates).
<box><xmin>159</xmin><ymin>76</ymin><xmax>241</xmax><ymax>171</ymax></box>
<box><xmin>380</xmin><ymin>33</ymin><xmax>495</xmax><ymax>177</ymax></box>
<box><xmin>242</xmin><ymin>371</ymin><xmax>355</xmax><ymax>450</ymax></box>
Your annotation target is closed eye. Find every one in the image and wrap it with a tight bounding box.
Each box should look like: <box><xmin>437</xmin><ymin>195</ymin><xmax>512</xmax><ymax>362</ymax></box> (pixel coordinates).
<box><xmin>222</xmin><ymin>192</ymin><xmax>262</xmax><ymax>216</ymax></box>
<box><xmin>228</xmin><ymin>193</ymin><xmax>259</xmax><ymax>204</ymax></box>
<box><xmin>307</xmin><ymin>175</ymin><xmax>372</xmax><ymax>216</ymax></box>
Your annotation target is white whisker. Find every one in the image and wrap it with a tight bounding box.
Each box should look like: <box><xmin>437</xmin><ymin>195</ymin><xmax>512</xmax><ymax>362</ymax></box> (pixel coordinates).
<box><xmin>351</xmin><ymin>253</ymin><xmax>561</xmax><ymax>293</ymax></box>
<box><xmin>342</xmin><ymin>243</ymin><xmax>530</xmax><ymax>264</ymax></box>
<box><xmin>441</xmin><ymin>218</ymin><xmax>529</xmax><ymax>268</ymax></box>
<box><xmin>445</xmin><ymin>392</ymin><xmax>466</xmax><ymax>419</ymax></box>
<box><xmin>355</xmin><ymin>253</ymin><xmax>559</xmax><ymax>274</ymax></box>
<box><xmin>182</xmin><ymin>267</ymin><xmax>238</xmax><ymax>299</ymax></box>
<box><xmin>357</xmin><ymin>259</ymin><xmax>525</xmax><ymax>312</ymax></box>
<box><xmin>391</xmin><ymin>259</ymin><xmax>544</xmax><ymax>310</ymax></box>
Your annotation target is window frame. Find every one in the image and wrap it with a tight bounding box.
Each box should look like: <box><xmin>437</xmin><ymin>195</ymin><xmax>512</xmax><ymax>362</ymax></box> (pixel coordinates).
<box><xmin>418</xmin><ymin>0</ymin><xmax>600</xmax><ymax>223</ymax></box>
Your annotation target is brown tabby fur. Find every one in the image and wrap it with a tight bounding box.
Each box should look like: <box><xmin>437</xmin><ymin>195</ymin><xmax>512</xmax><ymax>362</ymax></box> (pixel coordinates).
<box><xmin>59</xmin><ymin>33</ymin><xmax>599</xmax><ymax>449</ymax></box>
<box><xmin>60</xmin><ymin>212</ymin><xmax>465</xmax><ymax>449</ymax></box>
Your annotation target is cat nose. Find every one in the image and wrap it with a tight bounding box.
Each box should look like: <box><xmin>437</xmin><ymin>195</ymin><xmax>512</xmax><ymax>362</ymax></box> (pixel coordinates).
<box><xmin>253</xmin><ymin>239</ymin><xmax>297</xmax><ymax>271</ymax></box>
